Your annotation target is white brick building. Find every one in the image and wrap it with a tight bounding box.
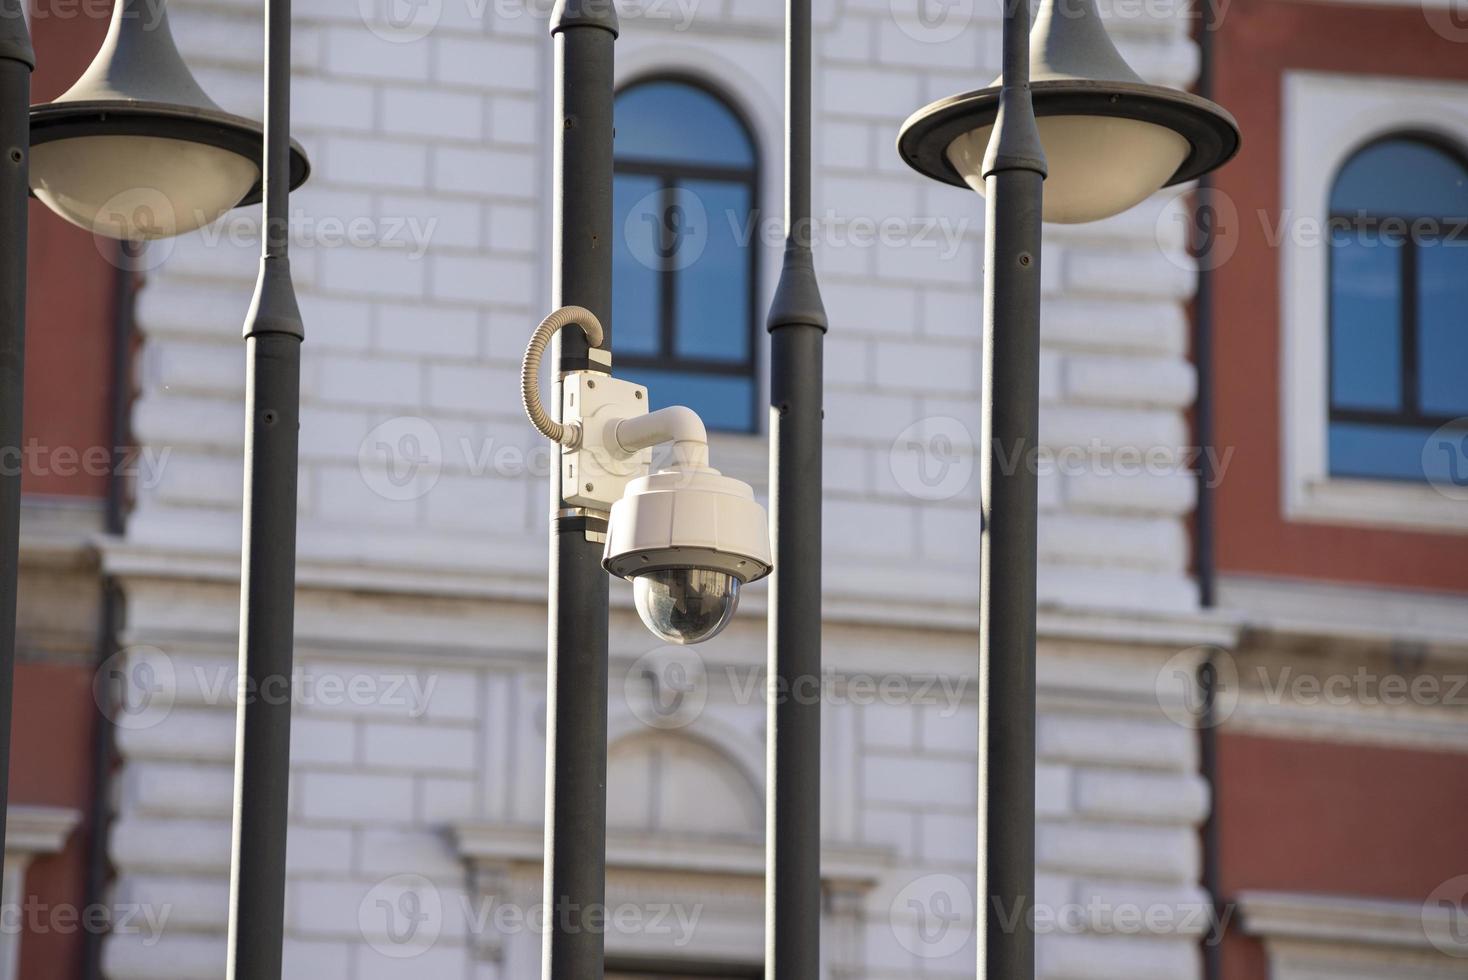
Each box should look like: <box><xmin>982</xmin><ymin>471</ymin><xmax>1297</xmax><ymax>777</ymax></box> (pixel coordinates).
<box><xmin>95</xmin><ymin>0</ymin><xmax>1233</xmax><ymax>975</ymax></box>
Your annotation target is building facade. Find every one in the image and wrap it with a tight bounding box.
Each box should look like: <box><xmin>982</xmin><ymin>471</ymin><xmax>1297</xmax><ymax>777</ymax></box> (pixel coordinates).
<box><xmin>6</xmin><ymin>0</ymin><xmax>1464</xmax><ymax>977</ymax></box>
<box><xmin>1207</xmin><ymin>0</ymin><xmax>1468</xmax><ymax>976</ymax></box>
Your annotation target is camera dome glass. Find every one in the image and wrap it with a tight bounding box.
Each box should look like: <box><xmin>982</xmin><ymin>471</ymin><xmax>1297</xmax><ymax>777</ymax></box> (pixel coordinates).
<box><xmin>633</xmin><ymin>568</ymin><xmax>740</xmax><ymax>645</ymax></box>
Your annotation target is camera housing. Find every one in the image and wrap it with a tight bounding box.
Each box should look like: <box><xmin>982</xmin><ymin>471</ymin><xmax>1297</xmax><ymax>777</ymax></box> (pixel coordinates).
<box><xmin>603</xmin><ymin>466</ymin><xmax>773</xmax><ymax>644</ymax></box>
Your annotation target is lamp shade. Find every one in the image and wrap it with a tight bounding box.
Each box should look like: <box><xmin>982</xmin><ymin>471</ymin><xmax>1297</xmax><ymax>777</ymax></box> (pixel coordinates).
<box><xmin>28</xmin><ymin>0</ymin><xmax>309</xmax><ymax>240</ymax></box>
<box><xmin>898</xmin><ymin>0</ymin><xmax>1239</xmax><ymax>223</ymax></box>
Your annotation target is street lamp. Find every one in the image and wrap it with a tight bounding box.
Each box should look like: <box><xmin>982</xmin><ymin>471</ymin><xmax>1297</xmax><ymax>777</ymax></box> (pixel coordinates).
<box><xmin>27</xmin><ymin>0</ymin><xmax>308</xmax><ymax>239</ymax></box>
<box><xmin>898</xmin><ymin>0</ymin><xmax>1238</xmax><ymax>223</ymax></box>
<box><xmin>25</xmin><ymin>0</ymin><xmax>314</xmax><ymax>971</ymax></box>
<box><xmin>521</xmin><ymin>306</ymin><xmax>773</xmax><ymax>646</ymax></box>
<box><xmin>894</xmin><ymin>0</ymin><xmax>1237</xmax><ymax>977</ymax></box>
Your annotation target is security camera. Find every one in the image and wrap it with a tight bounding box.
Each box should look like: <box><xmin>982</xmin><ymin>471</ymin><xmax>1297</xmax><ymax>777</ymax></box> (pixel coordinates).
<box><xmin>521</xmin><ymin>307</ymin><xmax>772</xmax><ymax>644</ymax></box>
<box><xmin>604</xmin><ymin>464</ymin><xmax>772</xmax><ymax>644</ymax></box>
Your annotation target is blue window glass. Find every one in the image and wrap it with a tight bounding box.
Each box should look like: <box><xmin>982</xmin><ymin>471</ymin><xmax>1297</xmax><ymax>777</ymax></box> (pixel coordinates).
<box><xmin>1327</xmin><ymin>135</ymin><xmax>1468</xmax><ymax>481</ymax></box>
<box><xmin>612</xmin><ymin>78</ymin><xmax>759</xmax><ymax>433</ymax></box>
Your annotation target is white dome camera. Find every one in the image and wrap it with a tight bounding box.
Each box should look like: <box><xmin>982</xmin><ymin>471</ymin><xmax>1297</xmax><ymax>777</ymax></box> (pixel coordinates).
<box><xmin>604</xmin><ymin>466</ymin><xmax>772</xmax><ymax>644</ymax></box>
<box><xmin>520</xmin><ymin>308</ymin><xmax>772</xmax><ymax>645</ymax></box>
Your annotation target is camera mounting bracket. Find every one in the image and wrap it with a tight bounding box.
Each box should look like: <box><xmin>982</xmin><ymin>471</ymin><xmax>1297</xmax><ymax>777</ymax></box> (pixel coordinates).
<box><xmin>560</xmin><ymin>371</ymin><xmax>650</xmax><ymax>515</ymax></box>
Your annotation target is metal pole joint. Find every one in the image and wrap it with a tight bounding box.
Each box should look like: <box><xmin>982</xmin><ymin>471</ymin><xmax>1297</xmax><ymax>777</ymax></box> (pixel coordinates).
<box><xmin>550</xmin><ymin>0</ymin><xmax>619</xmax><ymax>37</ymax></box>
<box><xmin>243</xmin><ymin>256</ymin><xmax>305</xmax><ymax>340</ymax></box>
<box><xmin>982</xmin><ymin>87</ymin><xmax>1048</xmax><ymax>179</ymax></box>
<box><xmin>0</xmin><ymin>0</ymin><xmax>33</xmax><ymax>71</ymax></box>
<box><xmin>766</xmin><ymin>243</ymin><xmax>827</xmax><ymax>335</ymax></box>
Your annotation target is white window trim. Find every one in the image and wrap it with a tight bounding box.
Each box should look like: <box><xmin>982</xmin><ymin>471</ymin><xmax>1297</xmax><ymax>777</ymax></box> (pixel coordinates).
<box><xmin>2</xmin><ymin>806</ymin><xmax>82</xmax><ymax>980</ymax></box>
<box><xmin>1237</xmin><ymin>890</ymin><xmax>1467</xmax><ymax>980</ymax></box>
<box><xmin>1280</xmin><ymin>70</ymin><xmax>1468</xmax><ymax>535</ymax></box>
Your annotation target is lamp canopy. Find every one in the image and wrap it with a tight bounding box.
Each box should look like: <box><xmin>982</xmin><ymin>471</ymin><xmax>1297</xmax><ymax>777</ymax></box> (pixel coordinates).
<box><xmin>28</xmin><ymin>0</ymin><xmax>309</xmax><ymax>240</ymax></box>
<box><xmin>898</xmin><ymin>0</ymin><xmax>1239</xmax><ymax>223</ymax></box>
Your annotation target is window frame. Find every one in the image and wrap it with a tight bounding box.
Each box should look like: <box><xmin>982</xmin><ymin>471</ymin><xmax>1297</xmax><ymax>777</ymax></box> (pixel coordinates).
<box><xmin>1281</xmin><ymin>70</ymin><xmax>1468</xmax><ymax>533</ymax></box>
<box><xmin>612</xmin><ymin>74</ymin><xmax>763</xmax><ymax>434</ymax></box>
<box><xmin>1325</xmin><ymin>133</ymin><xmax>1468</xmax><ymax>481</ymax></box>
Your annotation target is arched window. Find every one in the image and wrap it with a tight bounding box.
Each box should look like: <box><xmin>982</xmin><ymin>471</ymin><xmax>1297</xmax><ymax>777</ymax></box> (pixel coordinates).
<box><xmin>612</xmin><ymin>78</ymin><xmax>760</xmax><ymax>433</ymax></box>
<box><xmin>1328</xmin><ymin>135</ymin><xmax>1468</xmax><ymax>481</ymax></box>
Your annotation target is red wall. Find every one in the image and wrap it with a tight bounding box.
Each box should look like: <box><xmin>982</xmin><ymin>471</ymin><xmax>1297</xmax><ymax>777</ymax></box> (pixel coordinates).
<box><xmin>11</xmin><ymin>8</ymin><xmax>117</xmax><ymax>978</ymax></box>
<box><xmin>1216</xmin><ymin>733</ymin><xmax>1468</xmax><ymax>978</ymax></box>
<box><xmin>10</xmin><ymin>664</ymin><xmax>98</xmax><ymax>979</ymax></box>
<box><xmin>1210</xmin><ymin>0</ymin><xmax>1468</xmax><ymax>593</ymax></box>
<box><xmin>22</xmin><ymin>0</ymin><xmax>118</xmax><ymax>498</ymax></box>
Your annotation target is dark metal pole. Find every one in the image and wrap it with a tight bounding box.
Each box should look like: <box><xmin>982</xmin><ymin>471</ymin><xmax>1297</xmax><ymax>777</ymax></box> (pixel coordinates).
<box><xmin>542</xmin><ymin>3</ymin><xmax>615</xmax><ymax>978</ymax></box>
<box><xmin>765</xmin><ymin>0</ymin><xmax>826</xmax><ymax>974</ymax></box>
<box><xmin>226</xmin><ymin>0</ymin><xmax>303</xmax><ymax>968</ymax></box>
<box><xmin>0</xmin><ymin>0</ymin><xmax>33</xmax><ymax>882</ymax></box>
<box><xmin>1198</xmin><ymin>656</ymin><xmax>1224</xmax><ymax>980</ymax></box>
<box><xmin>978</xmin><ymin>0</ymin><xmax>1045</xmax><ymax>976</ymax></box>
<box><xmin>1192</xmin><ymin>0</ymin><xmax>1219</xmax><ymax>613</ymax></box>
